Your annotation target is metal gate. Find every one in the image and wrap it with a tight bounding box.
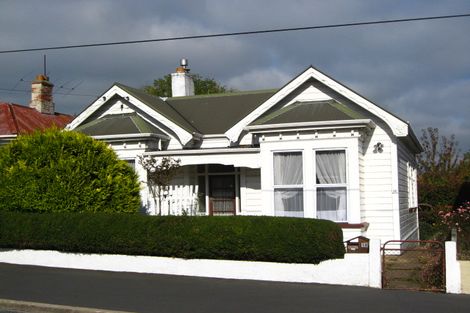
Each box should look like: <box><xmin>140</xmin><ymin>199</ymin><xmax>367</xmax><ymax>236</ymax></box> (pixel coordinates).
<box><xmin>382</xmin><ymin>240</ymin><xmax>445</xmax><ymax>292</ymax></box>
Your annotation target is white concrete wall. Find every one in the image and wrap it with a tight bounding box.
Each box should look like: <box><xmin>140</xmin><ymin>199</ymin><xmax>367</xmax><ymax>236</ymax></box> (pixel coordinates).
<box><xmin>445</xmin><ymin>241</ymin><xmax>461</xmax><ymax>294</ymax></box>
<box><xmin>0</xmin><ymin>241</ymin><xmax>382</xmax><ymax>288</ymax></box>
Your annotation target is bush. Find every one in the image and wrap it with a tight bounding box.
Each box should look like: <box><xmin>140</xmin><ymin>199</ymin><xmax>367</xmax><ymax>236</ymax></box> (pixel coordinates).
<box><xmin>0</xmin><ymin>213</ymin><xmax>345</xmax><ymax>264</ymax></box>
<box><xmin>0</xmin><ymin>128</ymin><xmax>140</xmax><ymax>213</ymax></box>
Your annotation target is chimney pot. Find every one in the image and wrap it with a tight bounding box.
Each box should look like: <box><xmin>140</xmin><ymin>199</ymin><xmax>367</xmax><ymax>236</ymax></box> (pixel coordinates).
<box><xmin>171</xmin><ymin>59</ymin><xmax>194</xmax><ymax>97</ymax></box>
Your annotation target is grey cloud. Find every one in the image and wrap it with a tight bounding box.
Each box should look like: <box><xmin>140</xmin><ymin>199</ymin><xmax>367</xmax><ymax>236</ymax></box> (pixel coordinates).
<box><xmin>0</xmin><ymin>0</ymin><xmax>469</xmax><ymax>151</ymax></box>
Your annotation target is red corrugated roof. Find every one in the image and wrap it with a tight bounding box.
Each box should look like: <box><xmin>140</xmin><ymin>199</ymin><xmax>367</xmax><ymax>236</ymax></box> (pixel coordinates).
<box><xmin>0</xmin><ymin>102</ymin><xmax>73</xmax><ymax>135</ymax></box>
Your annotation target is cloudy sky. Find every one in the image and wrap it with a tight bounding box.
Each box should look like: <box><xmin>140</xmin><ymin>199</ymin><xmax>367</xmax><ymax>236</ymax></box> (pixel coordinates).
<box><xmin>0</xmin><ymin>0</ymin><xmax>469</xmax><ymax>151</ymax></box>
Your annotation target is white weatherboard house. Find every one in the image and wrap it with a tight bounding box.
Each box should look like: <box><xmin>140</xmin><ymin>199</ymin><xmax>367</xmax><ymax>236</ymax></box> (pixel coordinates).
<box><xmin>67</xmin><ymin>61</ymin><xmax>422</xmax><ymax>243</ymax></box>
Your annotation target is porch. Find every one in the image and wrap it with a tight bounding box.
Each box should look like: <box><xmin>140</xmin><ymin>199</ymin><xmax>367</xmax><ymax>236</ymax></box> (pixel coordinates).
<box><xmin>142</xmin><ymin>148</ymin><xmax>262</xmax><ymax>216</ymax></box>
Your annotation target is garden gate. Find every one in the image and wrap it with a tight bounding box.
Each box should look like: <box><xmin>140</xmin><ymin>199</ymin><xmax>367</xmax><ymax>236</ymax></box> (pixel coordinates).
<box><xmin>382</xmin><ymin>240</ymin><xmax>445</xmax><ymax>292</ymax></box>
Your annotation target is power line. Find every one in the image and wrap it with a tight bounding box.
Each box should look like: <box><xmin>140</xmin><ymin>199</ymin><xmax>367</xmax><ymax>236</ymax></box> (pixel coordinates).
<box><xmin>1</xmin><ymin>13</ymin><xmax>469</xmax><ymax>54</ymax></box>
<box><xmin>0</xmin><ymin>88</ymin><xmax>98</xmax><ymax>97</ymax></box>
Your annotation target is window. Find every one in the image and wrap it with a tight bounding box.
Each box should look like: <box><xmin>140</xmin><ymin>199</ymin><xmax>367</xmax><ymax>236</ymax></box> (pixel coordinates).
<box><xmin>273</xmin><ymin>152</ymin><xmax>303</xmax><ymax>217</ymax></box>
<box><xmin>407</xmin><ymin>163</ymin><xmax>417</xmax><ymax>208</ymax></box>
<box><xmin>316</xmin><ymin>150</ymin><xmax>347</xmax><ymax>221</ymax></box>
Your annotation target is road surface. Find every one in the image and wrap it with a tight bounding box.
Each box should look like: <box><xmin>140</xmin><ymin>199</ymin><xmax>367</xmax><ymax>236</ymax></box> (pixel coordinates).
<box><xmin>0</xmin><ymin>263</ymin><xmax>469</xmax><ymax>313</ymax></box>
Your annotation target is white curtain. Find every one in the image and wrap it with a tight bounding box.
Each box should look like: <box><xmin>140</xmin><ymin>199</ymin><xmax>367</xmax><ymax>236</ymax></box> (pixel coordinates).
<box><xmin>316</xmin><ymin>151</ymin><xmax>347</xmax><ymax>221</ymax></box>
<box><xmin>274</xmin><ymin>189</ymin><xmax>304</xmax><ymax>217</ymax></box>
<box><xmin>274</xmin><ymin>152</ymin><xmax>303</xmax><ymax>217</ymax></box>
<box><xmin>274</xmin><ymin>152</ymin><xmax>303</xmax><ymax>185</ymax></box>
<box><xmin>316</xmin><ymin>151</ymin><xmax>346</xmax><ymax>184</ymax></box>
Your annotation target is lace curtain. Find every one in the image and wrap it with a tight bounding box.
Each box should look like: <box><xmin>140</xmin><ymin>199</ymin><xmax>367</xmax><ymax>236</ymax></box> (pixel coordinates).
<box><xmin>274</xmin><ymin>152</ymin><xmax>303</xmax><ymax>217</ymax></box>
<box><xmin>316</xmin><ymin>151</ymin><xmax>347</xmax><ymax>221</ymax></box>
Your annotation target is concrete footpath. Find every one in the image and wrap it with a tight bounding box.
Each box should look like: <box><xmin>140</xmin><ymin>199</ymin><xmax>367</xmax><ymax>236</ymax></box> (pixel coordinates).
<box><xmin>0</xmin><ymin>263</ymin><xmax>469</xmax><ymax>313</ymax></box>
<box><xmin>461</xmin><ymin>261</ymin><xmax>470</xmax><ymax>294</ymax></box>
<box><xmin>0</xmin><ymin>299</ymin><xmax>132</xmax><ymax>313</ymax></box>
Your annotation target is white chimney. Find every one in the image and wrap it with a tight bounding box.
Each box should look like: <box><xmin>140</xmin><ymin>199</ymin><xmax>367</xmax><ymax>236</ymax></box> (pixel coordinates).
<box><xmin>171</xmin><ymin>58</ymin><xmax>195</xmax><ymax>97</ymax></box>
<box><xmin>30</xmin><ymin>74</ymin><xmax>54</xmax><ymax>114</ymax></box>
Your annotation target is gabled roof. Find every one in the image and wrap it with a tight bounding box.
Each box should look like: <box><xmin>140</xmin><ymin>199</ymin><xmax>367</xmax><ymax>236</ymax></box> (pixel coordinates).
<box><xmin>225</xmin><ymin>66</ymin><xmax>420</xmax><ymax>150</ymax></box>
<box><xmin>115</xmin><ymin>83</ymin><xmax>198</xmax><ymax>134</ymax></box>
<box><xmin>68</xmin><ymin>65</ymin><xmax>421</xmax><ymax>152</ymax></box>
<box><xmin>166</xmin><ymin>89</ymin><xmax>276</xmax><ymax>134</ymax></box>
<box><xmin>0</xmin><ymin>102</ymin><xmax>73</xmax><ymax>135</ymax></box>
<box><xmin>250</xmin><ymin>100</ymin><xmax>365</xmax><ymax>126</ymax></box>
<box><xmin>75</xmin><ymin>113</ymin><xmax>167</xmax><ymax>137</ymax></box>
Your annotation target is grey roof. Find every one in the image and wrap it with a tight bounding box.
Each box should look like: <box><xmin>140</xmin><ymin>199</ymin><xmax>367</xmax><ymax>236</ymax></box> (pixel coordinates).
<box><xmin>115</xmin><ymin>83</ymin><xmax>198</xmax><ymax>134</ymax></box>
<box><xmin>251</xmin><ymin>100</ymin><xmax>366</xmax><ymax>126</ymax></box>
<box><xmin>166</xmin><ymin>90</ymin><xmax>277</xmax><ymax>134</ymax></box>
<box><xmin>76</xmin><ymin>113</ymin><xmax>167</xmax><ymax>137</ymax></box>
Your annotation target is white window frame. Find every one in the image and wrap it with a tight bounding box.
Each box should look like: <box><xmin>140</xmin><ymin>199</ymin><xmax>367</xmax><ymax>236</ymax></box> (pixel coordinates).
<box><xmin>272</xmin><ymin>150</ymin><xmax>304</xmax><ymax>217</ymax></box>
<box><xmin>314</xmin><ymin>149</ymin><xmax>348</xmax><ymax>222</ymax></box>
<box><xmin>260</xmin><ymin>136</ymin><xmax>360</xmax><ymax>223</ymax></box>
<box><xmin>407</xmin><ymin>162</ymin><xmax>418</xmax><ymax>208</ymax></box>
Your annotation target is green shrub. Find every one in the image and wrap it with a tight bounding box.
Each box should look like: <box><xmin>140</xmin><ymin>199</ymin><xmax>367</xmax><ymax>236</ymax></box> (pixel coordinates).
<box><xmin>0</xmin><ymin>128</ymin><xmax>140</xmax><ymax>213</ymax></box>
<box><xmin>0</xmin><ymin>213</ymin><xmax>345</xmax><ymax>264</ymax></box>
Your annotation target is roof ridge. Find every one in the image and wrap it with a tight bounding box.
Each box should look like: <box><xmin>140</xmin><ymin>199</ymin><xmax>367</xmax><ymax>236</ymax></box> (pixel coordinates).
<box><xmin>115</xmin><ymin>82</ymin><xmax>201</xmax><ymax>134</ymax></box>
<box><xmin>167</xmin><ymin>88</ymin><xmax>278</xmax><ymax>101</ymax></box>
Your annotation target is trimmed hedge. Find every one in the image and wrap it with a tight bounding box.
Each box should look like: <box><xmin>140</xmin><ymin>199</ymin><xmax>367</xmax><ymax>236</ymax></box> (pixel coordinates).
<box><xmin>0</xmin><ymin>212</ymin><xmax>345</xmax><ymax>264</ymax></box>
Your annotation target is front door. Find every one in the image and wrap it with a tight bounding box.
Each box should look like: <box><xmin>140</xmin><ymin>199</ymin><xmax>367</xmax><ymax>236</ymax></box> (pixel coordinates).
<box><xmin>209</xmin><ymin>175</ymin><xmax>236</xmax><ymax>216</ymax></box>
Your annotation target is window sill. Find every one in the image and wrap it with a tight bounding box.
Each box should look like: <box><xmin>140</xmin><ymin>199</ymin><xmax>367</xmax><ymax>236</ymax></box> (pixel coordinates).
<box><xmin>336</xmin><ymin>222</ymin><xmax>369</xmax><ymax>231</ymax></box>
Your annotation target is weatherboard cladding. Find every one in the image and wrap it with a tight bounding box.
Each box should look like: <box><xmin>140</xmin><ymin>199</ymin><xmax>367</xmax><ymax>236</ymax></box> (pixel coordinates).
<box><xmin>76</xmin><ymin>113</ymin><xmax>166</xmax><ymax>136</ymax></box>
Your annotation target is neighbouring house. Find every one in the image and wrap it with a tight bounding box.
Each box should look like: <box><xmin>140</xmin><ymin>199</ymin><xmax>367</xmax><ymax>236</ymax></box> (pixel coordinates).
<box><xmin>0</xmin><ymin>74</ymin><xmax>73</xmax><ymax>145</ymax></box>
<box><xmin>67</xmin><ymin>60</ymin><xmax>422</xmax><ymax>243</ymax></box>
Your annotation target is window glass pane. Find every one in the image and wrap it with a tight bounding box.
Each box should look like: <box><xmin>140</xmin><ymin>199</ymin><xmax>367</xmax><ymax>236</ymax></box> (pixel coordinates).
<box><xmin>125</xmin><ymin>160</ymin><xmax>135</xmax><ymax>169</ymax></box>
<box><xmin>274</xmin><ymin>152</ymin><xmax>303</xmax><ymax>185</ymax></box>
<box><xmin>208</xmin><ymin>164</ymin><xmax>234</xmax><ymax>173</ymax></box>
<box><xmin>316</xmin><ymin>151</ymin><xmax>346</xmax><ymax>184</ymax></box>
<box><xmin>274</xmin><ymin>189</ymin><xmax>304</xmax><ymax>217</ymax></box>
<box><xmin>317</xmin><ymin>187</ymin><xmax>347</xmax><ymax>221</ymax></box>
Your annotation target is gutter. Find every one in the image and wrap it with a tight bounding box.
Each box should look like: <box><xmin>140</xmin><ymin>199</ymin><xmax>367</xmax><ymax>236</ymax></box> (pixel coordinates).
<box><xmin>144</xmin><ymin>147</ymin><xmax>260</xmax><ymax>156</ymax></box>
<box><xmin>245</xmin><ymin>119</ymin><xmax>375</xmax><ymax>133</ymax></box>
<box><xmin>92</xmin><ymin>133</ymin><xmax>170</xmax><ymax>142</ymax></box>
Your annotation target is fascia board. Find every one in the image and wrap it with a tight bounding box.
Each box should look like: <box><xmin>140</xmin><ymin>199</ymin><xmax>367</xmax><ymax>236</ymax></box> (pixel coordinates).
<box><xmin>306</xmin><ymin>67</ymin><xmax>408</xmax><ymax>136</ymax></box>
<box><xmin>225</xmin><ymin>68</ymin><xmax>313</xmax><ymax>142</ymax></box>
<box><xmin>93</xmin><ymin>133</ymin><xmax>170</xmax><ymax>141</ymax></box>
<box><xmin>144</xmin><ymin>147</ymin><xmax>260</xmax><ymax>156</ymax></box>
<box><xmin>245</xmin><ymin>119</ymin><xmax>375</xmax><ymax>133</ymax></box>
<box><xmin>66</xmin><ymin>85</ymin><xmax>120</xmax><ymax>130</ymax></box>
<box><xmin>225</xmin><ymin>66</ymin><xmax>409</xmax><ymax>142</ymax></box>
<box><xmin>66</xmin><ymin>85</ymin><xmax>193</xmax><ymax>145</ymax></box>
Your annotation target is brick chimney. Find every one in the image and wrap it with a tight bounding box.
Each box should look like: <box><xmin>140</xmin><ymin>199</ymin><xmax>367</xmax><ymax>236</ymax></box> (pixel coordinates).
<box><xmin>171</xmin><ymin>58</ymin><xmax>194</xmax><ymax>97</ymax></box>
<box><xmin>30</xmin><ymin>74</ymin><xmax>54</xmax><ymax>114</ymax></box>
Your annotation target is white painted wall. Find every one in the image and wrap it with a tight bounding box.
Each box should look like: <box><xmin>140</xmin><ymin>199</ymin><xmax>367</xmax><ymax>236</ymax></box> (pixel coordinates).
<box><xmin>397</xmin><ymin>141</ymin><xmax>419</xmax><ymax>240</ymax></box>
<box><xmin>445</xmin><ymin>241</ymin><xmax>461</xmax><ymax>293</ymax></box>
<box><xmin>0</xmin><ymin>243</ymin><xmax>383</xmax><ymax>288</ymax></box>
<box><xmin>239</xmin><ymin>168</ymin><xmax>263</xmax><ymax>215</ymax></box>
<box><xmin>359</xmin><ymin>124</ymin><xmax>396</xmax><ymax>242</ymax></box>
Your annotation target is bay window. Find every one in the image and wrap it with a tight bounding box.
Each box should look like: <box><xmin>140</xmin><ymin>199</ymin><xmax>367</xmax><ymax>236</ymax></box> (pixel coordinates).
<box><xmin>315</xmin><ymin>150</ymin><xmax>347</xmax><ymax>221</ymax></box>
<box><xmin>273</xmin><ymin>151</ymin><xmax>303</xmax><ymax>217</ymax></box>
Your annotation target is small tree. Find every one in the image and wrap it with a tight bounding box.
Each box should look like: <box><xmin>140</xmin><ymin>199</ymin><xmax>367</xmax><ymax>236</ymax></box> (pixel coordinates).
<box><xmin>417</xmin><ymin>127</ymin><xmax>470</xmax><ymax>239</ymax></box>
<box><xmin>139</xmin><ymin>156</ymin><xmax>181</xmax><ymax>215</ymax></box>
<box><xmin>143</xmin><ymin>74</ymin><xmax>233</xmax><ymax>97</ymax></box>
<box><xmin>0</xmin><ymin>128</ymin><xmax>141</xmax><ymax>213</ymax></box>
